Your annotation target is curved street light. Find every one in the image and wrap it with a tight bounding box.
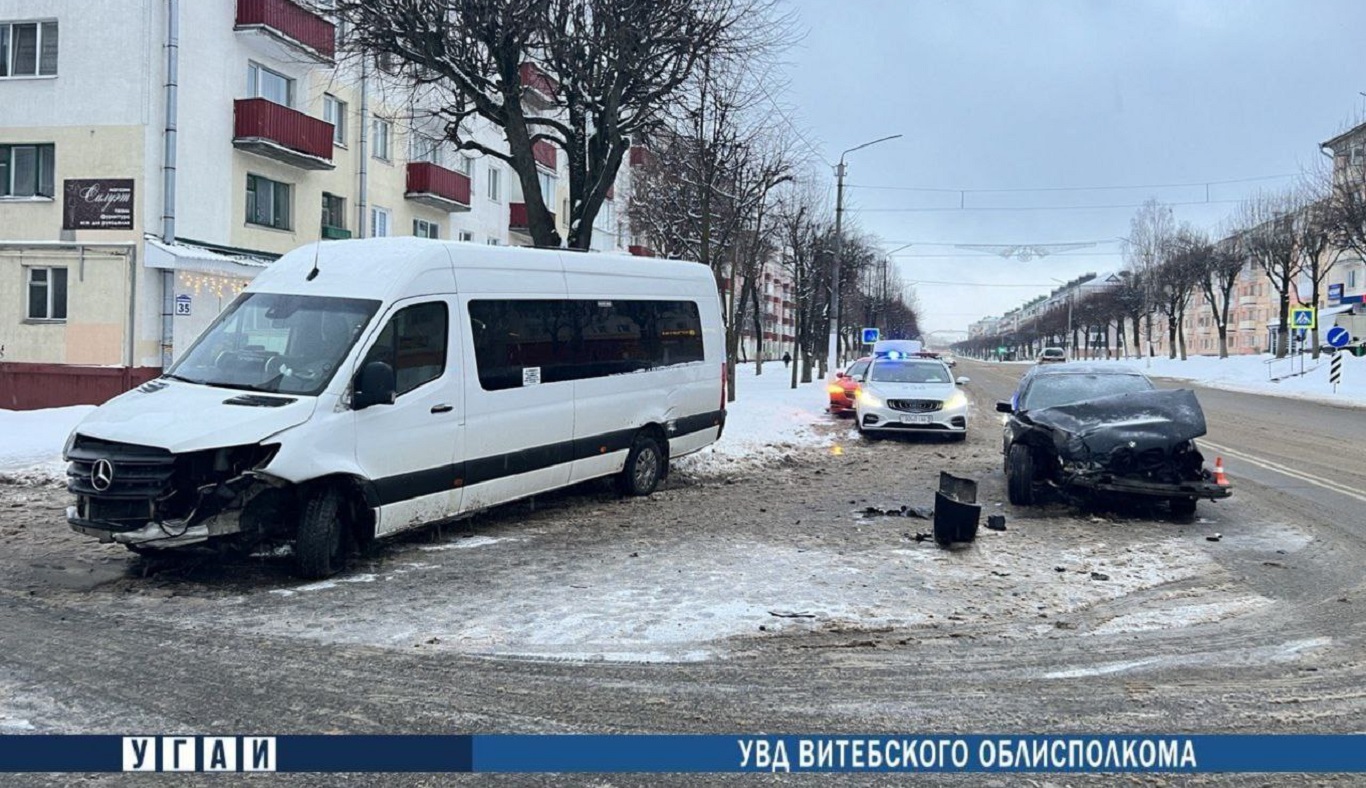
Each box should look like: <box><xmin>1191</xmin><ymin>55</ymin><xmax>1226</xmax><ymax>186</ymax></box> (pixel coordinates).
<box><xmin>830</xmin><ymin>134</ymin><xmax>902</xmax><ymax>374</ymax></box>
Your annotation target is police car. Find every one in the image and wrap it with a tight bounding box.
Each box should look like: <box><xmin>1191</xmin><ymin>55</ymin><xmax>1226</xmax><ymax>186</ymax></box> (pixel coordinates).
<box><xmin>853</xmin><ymin>347</ymin><xmax>970</xmax><ymax>441</ymax></box>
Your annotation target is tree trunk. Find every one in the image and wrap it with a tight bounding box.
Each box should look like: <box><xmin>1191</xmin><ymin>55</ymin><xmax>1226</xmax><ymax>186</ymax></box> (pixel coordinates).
<box><xmin>1310</xmin><ymin>286</ymin><xmax>1322</xmax><ymax>361</ymax></box>
<box><xmin>1167</xmin><ymin>313</ymin><xmax>1178</xmax><ymax>360</ymax></box>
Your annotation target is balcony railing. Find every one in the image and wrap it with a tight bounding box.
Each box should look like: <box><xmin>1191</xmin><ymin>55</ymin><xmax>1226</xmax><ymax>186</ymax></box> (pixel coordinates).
<box><xmin>1239</xmin><ymin>295</ymin><xmax>1259</xmax><ymax>307</ymax></box>
<box><xmin>405</xmin><ymin>162</ymin><xmax>472</xmax><ymax>212</ymax></box>
<box><xmin>1237</xmin><ymin>320</ymin><xmax>1259</xmax><ymax>331</ymax></box>
<box><xmin>628</xmin><ymin>244</ymin><xmax>655</xmax><ymax>257</ymax></box>
<box><xmin>235</xmin><ymin>0</ymin><xmax>336</xmax><ymax>63</ymax></box>
<box><xmin>509</xmin><ymin>203</ymin><xmax>555</xmax><ymax>236</ymax></box>
<box><xmin>533</xmin><ymin>140</ymin><xmax>557</xmax><ymax>170</ymax></box>
<box><xmin>629</xmin><ymin>146</ymin><xmax>654</xmax><ymax>168</ymax></box>
<box><xmin>519</xmin><ymin>62</ymin><xmax>558</xmax><ymax>109</ymax></box>
<box><xmin>232</xmin><ymin>98</ymin><xmax>334</xmax><ymax>170</ymax></box>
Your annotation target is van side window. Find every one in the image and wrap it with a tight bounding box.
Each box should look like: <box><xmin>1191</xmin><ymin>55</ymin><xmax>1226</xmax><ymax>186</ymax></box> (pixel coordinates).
<box><xmin>362</xmin><ymin>301</ymin><xmax>449</xmax><ymax>396</ymax></box>
<box><xmin>469</xmin><ymin>299</ymin><xmax>705</xmax><ymax>391</ymax></box>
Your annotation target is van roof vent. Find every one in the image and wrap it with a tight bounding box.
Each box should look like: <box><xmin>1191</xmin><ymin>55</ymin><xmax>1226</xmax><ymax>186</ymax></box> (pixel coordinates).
<box><xmin>139</xmin><ymin>380</ymin><xmax>169</xmax><ymax>393</ymax></box>
<box><xmin>223</xmin><ymin>394</ymin><xmax>298</xmax><ymax>408</ymax></box>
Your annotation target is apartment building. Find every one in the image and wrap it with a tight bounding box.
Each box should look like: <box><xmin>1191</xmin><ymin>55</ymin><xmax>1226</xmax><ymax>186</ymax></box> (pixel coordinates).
<box><xmin>0</xmin><ymin>0</ymin><xmax>631</xmax><ymax>408</ymax></box>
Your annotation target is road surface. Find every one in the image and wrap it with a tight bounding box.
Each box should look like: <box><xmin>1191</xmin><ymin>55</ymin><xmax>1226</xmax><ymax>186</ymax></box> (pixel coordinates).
<box><xmin>0</xmin><ymin>359</ymin><xmax>1362</xmax><ymax>786</ymax></box>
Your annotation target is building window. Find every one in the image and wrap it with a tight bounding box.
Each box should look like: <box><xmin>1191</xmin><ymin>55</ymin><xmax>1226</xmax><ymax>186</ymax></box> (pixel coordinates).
<box><xmin>413</xmin><ymin>218</ymin><xmax>440</xmax><ymax>239</ymax></box>
<box><xmin>1351</xmin><ymin>269</ymin><xmax>1359</xmax><ymax>289</ymax></box>
<box><xmin>0</xmin><ymin>21</ymin><xmax>58</xmax><ymax>78</ymax></box>
<box><xmin>321</xmin><ymin>192</ymin><xmax>346</xmax><ymax>232</ymax></box>
<box><xmin>487</xmin><ymin>238</ymin><xmax>500</xmax><ymax>246</ymax></box>
<box><xmin>457</xmin><ymin>230</ymin><xmax>473</xmax><ymax>242</ymax></box>
<box><xmin>246</xmin><ymin>174</ymin><xmax>291</xmax><ymax>230</ymax></box>
<box><xmin>370</xmin><ymin>206</ymin><xmax>391</xmax><ymax>237</ymax></box>
<box><xmin>247</xmin><ymin>62</ymin><xmax>293</xmax><ymax>106</ymax></box>
<box><xmin>0</xmin><ymin>143</ymin><xmax>55</xmax><ymax>197</ymax></box>
<box><xmin>25</xmin><ymin>266</ymin><xmax>67</xmax><ymax>320</ymax></box>
<box><xmin>487</xmin><ymin>165</ymin><xmax>501</xmax><ymax>202</ymax></box>
<box><xmin>454</xmin><ymin>154</ymin><xmax>473</xmax><ymax>175</ymax></box>
<box><xmin>372</xmin><ymin>118</ymin><xmax>393</xmax><ymax>161</ymax></box>
<box><xmin>410</xmin><ymin>134</ymin><xmax>442</xmax><ymax>166</ymax></box>
<box><xmin>322</xmin><ymin>94</ymin><xmax>346</xmax><ymax>146</ymax></box>
<box><xmin>538</xmin><ymin>170</ymin><xmax>555</xmax><ymax>201</ymax></box>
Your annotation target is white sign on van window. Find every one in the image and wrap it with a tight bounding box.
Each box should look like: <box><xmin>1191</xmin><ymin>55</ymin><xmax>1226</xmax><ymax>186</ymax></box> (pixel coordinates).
<box><xmin>522</xmin><ymin>367</ymin><xmax>542</xmax><ymax>386</ymax></box>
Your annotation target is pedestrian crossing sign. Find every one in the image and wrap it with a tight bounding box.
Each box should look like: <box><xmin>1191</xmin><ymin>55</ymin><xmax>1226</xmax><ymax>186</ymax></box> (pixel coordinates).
<box><xmin>1291</xmin><ymin>307</ymin><xmax>1315</xmax><ymax>330</ymax></box>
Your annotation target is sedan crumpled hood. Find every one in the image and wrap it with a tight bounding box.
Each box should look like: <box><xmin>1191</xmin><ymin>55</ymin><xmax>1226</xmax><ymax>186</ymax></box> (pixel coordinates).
<box><xmin>1024</xmin><ymin>389</ymin><xmax>1207</xmax><ymax>462</ymax></box>
<box><xmin>72</xmin><ymin>380</ymin><xmax>320</xmax><ymax>454</ymax></box>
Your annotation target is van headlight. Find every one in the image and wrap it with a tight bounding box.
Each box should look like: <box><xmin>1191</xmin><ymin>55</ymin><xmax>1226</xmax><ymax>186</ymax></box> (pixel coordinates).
<box><xmin>943</xmin><ymin>391</ymin><xmax>968</xmax><ymax>410</ymax></box>
<box><xmin>62</xmin><ymin>430</ymin><xmax>79</xmax><ymax>460</ymax></box>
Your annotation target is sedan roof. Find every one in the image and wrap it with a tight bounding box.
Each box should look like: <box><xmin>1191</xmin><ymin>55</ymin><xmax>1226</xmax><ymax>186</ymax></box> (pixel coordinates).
<box><xmin>1028</xmin><ymin>362</ymin><xmax>1147</xmax><ymax>377</ymax></box>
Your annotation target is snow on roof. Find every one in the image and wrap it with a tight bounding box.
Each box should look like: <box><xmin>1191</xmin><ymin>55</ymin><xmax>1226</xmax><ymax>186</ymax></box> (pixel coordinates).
<box><xmin>145</xmin><ymin>236</ymin><xmax>273</xmax><ymax>279</ymax></box>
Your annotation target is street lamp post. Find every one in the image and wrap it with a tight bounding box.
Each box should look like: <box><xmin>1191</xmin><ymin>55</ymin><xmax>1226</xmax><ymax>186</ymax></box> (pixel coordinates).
<box><xmin>829</xmin><ymin>134</ymin><xmax>901</xmax><ymax>375</ymax></box>
<box><xmin>1050</xmin><ymin>277</ymin><xmax>1074</xmax><ymax>355</ymax></box>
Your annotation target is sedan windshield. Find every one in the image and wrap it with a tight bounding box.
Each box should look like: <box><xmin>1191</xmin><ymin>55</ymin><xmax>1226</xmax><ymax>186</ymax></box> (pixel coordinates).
<box><xmin>1022</xmin><ymin>373</ymin><xmax>1154</xmax><ymax>411</ymax></box>
<box><xmin>868</xmin><ymin>360</ymin><xmax>950</xmax><ymax>384</ymax></box>
<box><xmin>166</xmin><ymin>292</ymin><xmax>380</xmax><ymax>396</ymax></box>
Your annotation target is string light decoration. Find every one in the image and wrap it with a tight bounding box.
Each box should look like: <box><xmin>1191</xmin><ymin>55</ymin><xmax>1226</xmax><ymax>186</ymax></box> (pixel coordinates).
<box><xmin>952</xmin><ymin>242</ymin><xmax>1098</xmax><ymax>262</ymax></box>
<box><xmin>177</xmin><ymin>271</ymin><xmax>251</xmax><ymax>302</ymax></box>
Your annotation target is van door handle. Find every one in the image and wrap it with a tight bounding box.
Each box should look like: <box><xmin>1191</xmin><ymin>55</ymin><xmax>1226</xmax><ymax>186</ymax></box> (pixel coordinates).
<box><xmin>430</xmin><ymin>404</ymin><xmax>454</xmax><ymax>414</ymax></box>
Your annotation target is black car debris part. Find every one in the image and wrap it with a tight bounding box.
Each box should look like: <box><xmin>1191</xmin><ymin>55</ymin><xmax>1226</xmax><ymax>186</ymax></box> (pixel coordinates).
<box><xmin>933</xmin><ymin>471</ymin><xmax>980</xmax><ymax>546</ymax></box>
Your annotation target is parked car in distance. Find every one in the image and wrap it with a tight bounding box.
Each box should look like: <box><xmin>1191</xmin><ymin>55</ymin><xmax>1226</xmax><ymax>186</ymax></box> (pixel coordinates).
<box><xmin>854</xmin><ymin>356</ymin><xmax>970</xmax><ymax>440</ymax></box>
<box><xmin>942</xmin><ymin>353</ymin><xmax>957</xmax><ymax>367</ymax></box>
<box><xmin>1037</xmin><ymin>347</ymin><xmax>1067</xmax><ymax>364</ymax></box>
<box><xmin>996</xmin><ymin>363</ymin><xmax>1231</xmax><ymax>517</ymax></box>
<box><xmin>828</xmin><ymin>356</ymin><xmax>871</xmax><ymax>415</ymax></box>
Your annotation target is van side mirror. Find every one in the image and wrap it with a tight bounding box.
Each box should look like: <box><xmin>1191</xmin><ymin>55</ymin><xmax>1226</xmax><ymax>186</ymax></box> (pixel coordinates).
<box><xmin>995</xmin><ymin>401</ymin><xmax>1013</xmax><ymax>414</ymax></box>
<box><xmin>956</xmin><ymin>376</ymin><xmax>970</xmax><ymax>385</ymax></box>
<box><xmin>353</xmin><ymin>361</ymin><xmax>397</xmax><ymax>410</ymax></box>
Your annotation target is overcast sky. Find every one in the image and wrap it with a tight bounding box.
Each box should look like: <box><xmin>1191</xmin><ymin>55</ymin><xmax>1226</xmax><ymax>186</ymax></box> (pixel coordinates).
<box><xmin>783</xmin><ymin>0</ymin><xmax>1366</xmax><ymax>337</ymax></box>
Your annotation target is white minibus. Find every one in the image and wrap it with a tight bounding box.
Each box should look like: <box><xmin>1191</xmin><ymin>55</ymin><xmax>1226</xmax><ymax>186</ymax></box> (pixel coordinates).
<box><xmin>64</xmin><ymin>238</ymin><xmax>726</xmax><ymax>577</ymax></box>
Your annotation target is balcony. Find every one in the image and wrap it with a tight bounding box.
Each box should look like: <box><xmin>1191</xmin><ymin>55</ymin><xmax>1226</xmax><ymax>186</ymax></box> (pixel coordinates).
<box><xmin>533</xmin><ymin>140</ymin><xmax>557</xmax><ymax>171</ymax></box>
<box><xmin>629</xmin><ymin>146</ymin><xmax>655</xmax><ymax>168</ymax></box>
<box><xmin>1237</xmin><ymin>320</ymin><xmax>1259</xmax><ymax>332</ymax></box>
<box><xmin>628</xmin><ymin>244</ymin><xmax>655</xmax><ymax>257</ymax></box>
<box><xmin>1239</xmin><ymin>295</ymin><xmax>1259</xmax><ymax>307</ymax></box>
<box><xmin>233</xmin><ymin>98</ymin><xmax>334</xmax><ymax>170</ymax></box>
<box><xmin>519</xmin><ymin>62</ymin><xmax>558</xmax><ymax>110</ymax></box>
<box><xmin>320</xmin><ymin>225</ymin><xmax>351</xmax><ymax>240</ymax></box>
<box><xmin>509</xmin><ymin>202</ymin><xmax>555</xmax><ymax>241</ymax></box>
<box><xmin>235</xmin><ymin>0</ymin><xmax>336</xmax><ymax>64</ymax></box>
<box><xmin>405</xmin><ymin>162</ymin><xmax>472</xmax><ymax>212</ymax></box>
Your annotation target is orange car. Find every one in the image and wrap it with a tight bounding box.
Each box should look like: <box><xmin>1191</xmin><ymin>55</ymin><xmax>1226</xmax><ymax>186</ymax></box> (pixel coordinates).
<box><xmin>827</xmin><ymin>356</ymin><xmax>872</xmax><ymax>415</ymax></box>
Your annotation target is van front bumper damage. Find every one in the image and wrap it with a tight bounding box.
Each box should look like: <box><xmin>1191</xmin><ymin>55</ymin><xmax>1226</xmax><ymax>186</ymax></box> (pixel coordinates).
<box><xmin>65</xmin><ymin>435</ymin><xmax>286</xmax><ymax>550</ymax></box>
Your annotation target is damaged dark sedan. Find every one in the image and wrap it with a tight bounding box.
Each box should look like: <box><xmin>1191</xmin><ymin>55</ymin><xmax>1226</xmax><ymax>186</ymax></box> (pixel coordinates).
<box><xmin>996</xmin><ymin>363</ymin><xmax>1231</xmax><ymax>517</ymax></box>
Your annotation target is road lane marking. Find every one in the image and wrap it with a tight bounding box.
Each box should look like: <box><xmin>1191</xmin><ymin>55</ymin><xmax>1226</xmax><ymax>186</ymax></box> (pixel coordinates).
<box><xmin>1199</xmin><ymin>440</ymin><xmax>1366</xmax><ymax>505</ymax></box>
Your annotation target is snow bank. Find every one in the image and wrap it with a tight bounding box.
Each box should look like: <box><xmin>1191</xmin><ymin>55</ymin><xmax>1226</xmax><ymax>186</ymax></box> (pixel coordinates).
<box><xmin>673</xmin><ymin>363</ymin><xmax>834</xmax><ymax>476</ymax></box>
<box><xmin>1078</xmin><ymin>352</ymin><xmax>1366</xmax><ymax>407</ymax></box>
<box><xmin>0</xmin><ymin>406</ymin><xmax>92</xmax><ymax>484</ymax></box>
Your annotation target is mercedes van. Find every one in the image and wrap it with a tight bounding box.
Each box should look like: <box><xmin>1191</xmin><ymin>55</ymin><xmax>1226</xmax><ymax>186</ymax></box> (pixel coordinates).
<box><xmin>64</xmin><ymin>238</ymin><xmax>726</xmax><ymax>577</ymax></box>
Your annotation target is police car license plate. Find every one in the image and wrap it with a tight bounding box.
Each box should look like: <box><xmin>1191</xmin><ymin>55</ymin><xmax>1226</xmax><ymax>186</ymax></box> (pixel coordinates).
<box><xmin>900</xmin><ymin>414</ymin><xmax>932</xmax><ymax>424</ymax></box>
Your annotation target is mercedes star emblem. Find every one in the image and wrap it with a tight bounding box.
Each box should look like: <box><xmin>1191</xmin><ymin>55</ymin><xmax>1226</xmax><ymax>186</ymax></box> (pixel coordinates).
<box><xmin>91</xmin><ymin>459</ymin><xmax>115</xmax><ymax>492</ymax></box>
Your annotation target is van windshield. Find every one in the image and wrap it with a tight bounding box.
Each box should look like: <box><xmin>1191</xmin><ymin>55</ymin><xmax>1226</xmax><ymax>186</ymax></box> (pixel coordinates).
<box><xmin>165</xmin><ymin>292</ymin><xmax>380</xmax><ymax>396</ymax></box>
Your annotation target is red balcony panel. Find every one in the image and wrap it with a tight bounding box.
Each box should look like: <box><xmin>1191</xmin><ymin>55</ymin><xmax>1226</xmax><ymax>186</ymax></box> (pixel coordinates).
<box><xmin>405</xmin><ymin>162</ymin><xmax>471</xmax><ymax>211</ymax></box>
<box><xmin>509</xmin><ymin>202</ymin><xmax>555</xmax><ymax>234</ymax></box>
<box><xmin>519</xmin><ymin>62</ymin><xmax>558</xmax><ymax>106</ymax></box>
<box><xmin>235</xmin><ymin>0</ymin><xmax>336</xmax><ymax>62</ymax></box>
<box><xmin>628</xmin><ymin>244</ymin><xmax>655</xmax><ymax>257</ymax></box>
<box><xmin>605</xmin><ymin>184</ymin><xmax>615</xmax><ymax>200</ymax></box>
<box><xmin>628</xmin><ymin>146</ymin><xmax>655</xmax><ymax>168</ymax></box>
<box><xmin>533</xmin><ymin>140</ymin><xmax>557</xmax><ymax>170</ymax></box>
<box><xmin>232</xmin><ymin>98</ymin><xmax>334</xmax><ymax>169</ymax></box>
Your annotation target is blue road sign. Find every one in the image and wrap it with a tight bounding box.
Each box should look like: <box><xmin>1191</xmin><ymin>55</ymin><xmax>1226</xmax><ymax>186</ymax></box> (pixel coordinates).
<box><xmin>1326</xmin><ymin>325</ymin><xmax>1350</xmax><ymax>348</ymax></box>
<box><xmin>861</xmin><ymin>327</ymin><xmax>880</xmax><ymax>344</ymax></box>
<box><xmin>1291</xmin><ymin>307</ymin><xmax>1315</xmax><ymax>329</ymax></box>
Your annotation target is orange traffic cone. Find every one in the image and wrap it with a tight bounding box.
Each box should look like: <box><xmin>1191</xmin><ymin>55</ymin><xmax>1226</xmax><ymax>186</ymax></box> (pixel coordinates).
<box><xmin>1212</xmin><ymin>457</ymin><xmax>1229</xmax><ymax>486</ymax></box>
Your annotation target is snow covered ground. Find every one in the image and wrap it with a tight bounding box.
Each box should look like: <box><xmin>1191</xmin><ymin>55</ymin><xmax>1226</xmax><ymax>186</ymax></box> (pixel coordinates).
<box><xmin>980</xmin><ymin>352</ymin><xmax>1366</xmax><ymax>407</ymax></box>
<box><xmin>673</xmin><ymin>362</ymin><xmax>834</xmax><ymax>476</ymax></box>
<box><xmin>0</xmin><ymin>365</ymin><xmax>835</xmax><ymax>482</ymax></box>
<box><xmin>0</xmin><ymin>406</ymin><xmax>92</xmax><ymax>484</ymax></box>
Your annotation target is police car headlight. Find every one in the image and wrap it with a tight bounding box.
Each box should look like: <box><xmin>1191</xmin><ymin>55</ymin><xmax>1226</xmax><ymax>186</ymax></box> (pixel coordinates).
<box><xmin>858</xmin><ymin>390</ymin><xmax>883</xmax><ymax>408</ymax></box>
<box><xmin>944</xmin><ymin>391</ymin><xmax>968</xmax><ymax>410</ymax></box>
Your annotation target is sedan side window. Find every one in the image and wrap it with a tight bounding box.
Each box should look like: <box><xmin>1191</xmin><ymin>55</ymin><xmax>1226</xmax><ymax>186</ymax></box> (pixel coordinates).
<box><xmin>361</xmin><ymin>301</ymin><xmax>449</xmax><ymax>396</ymax></box>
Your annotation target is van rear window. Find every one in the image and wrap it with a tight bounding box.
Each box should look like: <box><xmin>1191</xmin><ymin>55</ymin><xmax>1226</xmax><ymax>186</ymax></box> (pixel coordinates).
<box><xmin>469</xmin><ymin>299</ymin><xmax>705</xmax><ymax>391</ymax></box>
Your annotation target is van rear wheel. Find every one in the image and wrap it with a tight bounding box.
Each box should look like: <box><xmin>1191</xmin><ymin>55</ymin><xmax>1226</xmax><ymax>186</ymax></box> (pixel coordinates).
<box><xmin>295</xmin><ymin>486</ymin><xmax>347</xmax><ymax>579</ymax></box>
<box><xmin>617</xmin><ymin>432</ymin><xmax>664</xmax><ymax>497</ymax></box>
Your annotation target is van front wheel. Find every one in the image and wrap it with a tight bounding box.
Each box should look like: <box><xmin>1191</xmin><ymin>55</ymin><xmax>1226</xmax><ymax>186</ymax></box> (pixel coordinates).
<box><xmin>617</xmin><ymin>433</ymin><xmax>664</xmax><ymax>497</ymax></box>
<box><xmin>295</xmin><ymin>486</ymin><xmax>347</xmax><ymax>579</ymax></box>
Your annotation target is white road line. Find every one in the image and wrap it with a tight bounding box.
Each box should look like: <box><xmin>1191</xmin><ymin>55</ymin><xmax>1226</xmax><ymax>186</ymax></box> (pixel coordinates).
<box><xmin>1200</xmin><ymin>440</ymin><xmax>1366</xmax><ymax>505</ymax></box>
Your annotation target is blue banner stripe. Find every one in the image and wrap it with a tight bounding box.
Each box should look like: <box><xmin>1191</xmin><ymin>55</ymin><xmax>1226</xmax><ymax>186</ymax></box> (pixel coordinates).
<box><xmin>1</xmin><ymin>734</ymin><xmax>1365</xmax><ymax>773</ymax></box>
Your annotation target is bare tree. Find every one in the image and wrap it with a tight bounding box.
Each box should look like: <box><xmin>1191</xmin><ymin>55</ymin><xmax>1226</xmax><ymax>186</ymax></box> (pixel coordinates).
<box><xmin>1290</xmin><ymin>168</ymin><xmax>1343</xmax><ymax>359</ymax></box>
<box><xmin>1194</xmin><ymin>227</ymin><xmax>1248</xmax><ymax>359</ymax></box>
<box><xmin>1237</xmin><ymin>191</ymin><xmax>1299</xmax><ymax>358</ymax></box>
<box><xmin>1124</xmin><ymin>199</ymin><xmax>1177</xmax><ymax>357</ymax></box>
<box><xmin>329</xmin><ymin>0</ymin><xmax>780</xmax><ymax>248</ymax></box>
